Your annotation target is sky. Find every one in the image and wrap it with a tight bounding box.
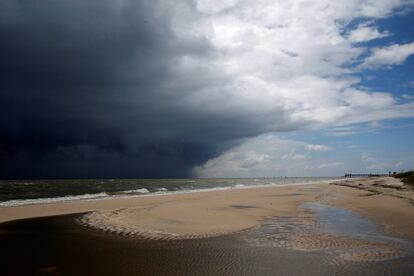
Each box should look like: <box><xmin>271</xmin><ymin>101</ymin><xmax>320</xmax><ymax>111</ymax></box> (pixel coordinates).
<box><xmin>0</xmin><ymin>0</ymin><xmax>414</xmax><ymax>178</ymax></box>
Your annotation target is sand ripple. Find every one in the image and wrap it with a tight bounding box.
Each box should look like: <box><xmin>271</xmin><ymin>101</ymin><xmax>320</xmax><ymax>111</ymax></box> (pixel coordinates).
<box><xmin>78</xmin><ymin>211</ymin><xmax>238</xmax><ymax>240</ymax></box>
<box><xmin>243</xmin><ymin>216</ymin><xmax>408</xmax><ymax>262</ymax></box>
<box><xmin>339</xmin><ymin>248</ymin><xmax>406</xmax><ymax>262</ymax></box>
<box><xmin>294</xmin><ymin>234</ymin><xmax>373</xmax><ymax>250</ymax></box>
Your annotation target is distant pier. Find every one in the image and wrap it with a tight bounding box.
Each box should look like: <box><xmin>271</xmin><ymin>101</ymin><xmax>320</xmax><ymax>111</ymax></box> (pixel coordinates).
<box><xmin>344</xmin><ymin>173</ymin><xmax>388</xmax><ymax>178</ymax></box>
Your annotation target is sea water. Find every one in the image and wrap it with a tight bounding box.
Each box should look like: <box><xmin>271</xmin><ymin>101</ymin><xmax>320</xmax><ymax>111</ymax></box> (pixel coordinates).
<box><xmin>0</xmin><ymin>177</ymin><xmax>342</xmax><ymax>207</ymax></box>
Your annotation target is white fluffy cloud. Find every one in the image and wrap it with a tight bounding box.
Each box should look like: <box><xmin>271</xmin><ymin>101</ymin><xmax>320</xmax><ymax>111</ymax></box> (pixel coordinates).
<box><xmin>194</xmin><ymin>135</ymin><xmax>339</xmax><ymax>177</ymax></box>
<box><xmin>347</xmin><ymin>24</ymin><xmax>390</xmax><ymax>43</ymax></box>
<box><xmin>305</xmin><ymin>144</ymin><xmax>333</xmax><ymax>152</ymax></box>
<box><xmin>170</xmin><ymin>0</ymin><xmax>414</xmax><ymax>133</ymax></box>
<box><xmin>170</xmin><ymin>0</ymin><xmax>414</xmax><ymax>176</ymax></box>
<box><xmin>193</xmin><ymin>134</ymin><xmax>412</xmax><ymax>177</ymax></box>
<box><xmin>360</xmin><ymin>42</ymin><xmax>414</xmax><ymax>68</ymax></box>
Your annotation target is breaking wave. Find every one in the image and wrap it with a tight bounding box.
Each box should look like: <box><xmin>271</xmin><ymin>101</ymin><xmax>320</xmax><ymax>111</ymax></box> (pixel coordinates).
<box><xmin>0</xmin><ymin>192</ymin><xmax>110</xmax><ymax>207</ymax></box>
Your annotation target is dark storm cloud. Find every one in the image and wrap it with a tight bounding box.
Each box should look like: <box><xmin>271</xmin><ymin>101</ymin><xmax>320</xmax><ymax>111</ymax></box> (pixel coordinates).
<box><xmin>0</xmin><ymin>0</ymin><xmax>306</xmax><ymax>178</ymax></box>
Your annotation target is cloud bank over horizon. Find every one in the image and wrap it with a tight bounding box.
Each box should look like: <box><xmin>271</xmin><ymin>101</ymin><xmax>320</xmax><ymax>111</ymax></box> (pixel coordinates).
<box><xmin>1</xmin><ymin>0</ymin><xmax>414</xmax><ymax>178</ymax></box>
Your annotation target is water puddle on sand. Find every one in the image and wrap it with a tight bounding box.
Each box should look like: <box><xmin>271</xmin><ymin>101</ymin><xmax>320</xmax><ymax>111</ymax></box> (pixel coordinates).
<box><xmin>302</xmin><ymin>203</ymin><xmax>414</xmax><ymax>246</ymax></box>
<box><xmin>243</xmin><ymin>202</ymin><xmax>414</xmax><ymax>263</ymax></box>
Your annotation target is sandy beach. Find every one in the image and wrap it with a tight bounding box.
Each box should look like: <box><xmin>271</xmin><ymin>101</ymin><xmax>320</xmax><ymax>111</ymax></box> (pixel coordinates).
<box><xmin>1</xmin><ymin>177</ymin><xmax>414</xmax><ymax>275</ymax></box>
<box><xmin>1</xmin><ymin>177</ymin><xmax>414</xmax><ymax>237</ymax></box>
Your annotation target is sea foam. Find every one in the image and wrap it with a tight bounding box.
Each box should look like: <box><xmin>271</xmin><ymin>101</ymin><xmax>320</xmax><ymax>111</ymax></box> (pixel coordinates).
<box><xmin>0</xmin><ymin>192</ymin><xmax>110</xmax><ymax>207</ymax></box>
<box><xmin>119</xmin><ymin>188</ymin><xmax>150</xmax><ymax>194</ymax></box>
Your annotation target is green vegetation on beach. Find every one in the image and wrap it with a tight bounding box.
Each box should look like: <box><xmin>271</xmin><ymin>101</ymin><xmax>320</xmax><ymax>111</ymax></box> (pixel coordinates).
<box><xmin>393</xmin><ymin>171</ymin><xmax>414</xmax><ymax>186</ymax></box>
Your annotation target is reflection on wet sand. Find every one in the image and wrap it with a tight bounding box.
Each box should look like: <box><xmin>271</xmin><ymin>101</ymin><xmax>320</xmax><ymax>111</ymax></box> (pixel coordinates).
<box><xmin>244</xmin><ymin>203</ymin><xmax>413</xmax><ymax>263</ymax></box>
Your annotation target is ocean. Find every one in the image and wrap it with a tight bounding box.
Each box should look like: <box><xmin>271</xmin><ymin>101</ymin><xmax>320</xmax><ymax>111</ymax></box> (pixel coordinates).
<box><xmin>0</xmin><ymin>177</ymin><xmax>341</xmax><ymax>207</ymax></box>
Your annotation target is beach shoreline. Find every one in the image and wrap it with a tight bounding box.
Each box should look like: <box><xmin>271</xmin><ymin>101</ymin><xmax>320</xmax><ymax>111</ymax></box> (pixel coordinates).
<box><xmin>0</xmin><ymin>178</ymin><xmax>342</xmax><ymax>223</ymax></box>
<box><xmin>1</xmin><ymin>177</ymin><xmax>413</xmax><ymax>239</ymax></box>
<box><xmin>2</xmin><ymin>177</ymin><xmax>414</xmax><ymax>274</ymax></box>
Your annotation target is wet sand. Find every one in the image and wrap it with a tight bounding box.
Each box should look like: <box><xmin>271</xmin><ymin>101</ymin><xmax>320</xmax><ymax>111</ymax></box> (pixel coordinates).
<box><xmin>327</xmin><ymin>177</ymin><xmax>414</xmax><ymax>237</ymax></box>
<box><xmin>1</xmin><ymin>212</ymin><xmax>414</xmax><ymax>275</ymax></box>
<box><xmin>1</xmin><ymin>177</ymin><xmax>414</xmax><ymax>275</ymax></box>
